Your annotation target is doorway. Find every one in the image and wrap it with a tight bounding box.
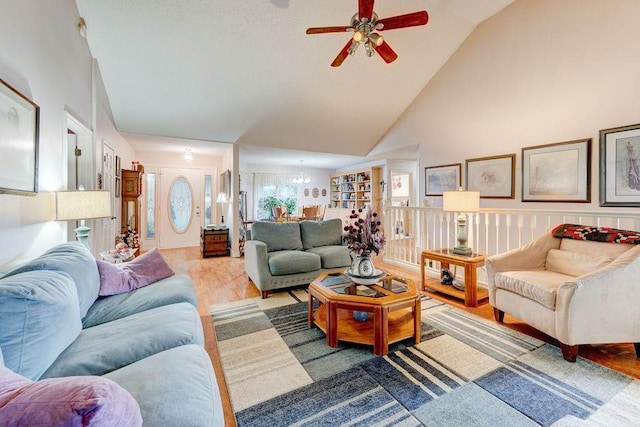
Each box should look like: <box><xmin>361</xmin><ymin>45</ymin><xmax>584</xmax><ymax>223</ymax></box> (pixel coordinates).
<box><xmin>158</xmin><ymin>167</ymin><xmax>202</xmax><ymax>248</ymax></box>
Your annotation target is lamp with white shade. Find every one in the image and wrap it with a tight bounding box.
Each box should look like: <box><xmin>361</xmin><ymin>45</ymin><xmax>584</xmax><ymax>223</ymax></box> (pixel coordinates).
<box><xmin>216</xmin><ymin>192</ymin><xmax>228</xmax><ymax>225</ymax></box>
<box><xmin>442</xmin><ymin>188</ymin><xmax>480</xmax><ymax>256</ymax></box>
<box><xmin>55</xmin><ymin>190</ymin><xmax>112</xmax><ymax>249</ymax></box>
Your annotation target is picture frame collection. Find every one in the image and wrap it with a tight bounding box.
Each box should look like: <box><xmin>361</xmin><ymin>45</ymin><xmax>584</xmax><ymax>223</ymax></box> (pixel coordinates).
<box><xmin>425</xmin><ymin>123</ymin><xmax>640</xmax><ymax>206</ymax></box>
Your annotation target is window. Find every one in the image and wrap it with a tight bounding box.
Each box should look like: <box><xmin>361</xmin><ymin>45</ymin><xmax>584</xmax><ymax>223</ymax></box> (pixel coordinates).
<box><xmin>146</xmin><ymin>173</ymin><xmax>156</xmax><ymax>238</ymax></box>
<box><xmin>254</xmin><ymin>173</ymin><xmax>297</xmax><ymax>220</ymax></box>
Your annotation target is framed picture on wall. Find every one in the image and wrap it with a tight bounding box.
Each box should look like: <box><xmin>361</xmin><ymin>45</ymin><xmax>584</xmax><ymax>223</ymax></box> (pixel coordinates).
<box><xmin>600</xmin><ymin>123</ymin><xmax>640</xmax><ymax>206</ymax></box>
<box><xmin>115</xmin><ymin>177</ymin><xmax>121</xmax><ymax>198</ymax></box>
<box><xmin>115</xmin><ymin>156</ymin><xmax>121</xmax><ymax>177</ymax></box>
<box><xmin>0</xmin><ymin>78</ymin><xmax>40</xmax><ymax>196</ymax></box>
<box><xmin>521</xmin><ymin>138</ymin><xmax>591</xmax><ymax>202</ymax></box>
<box><xmin>466</xmin><ymin>154</ymin><xmax>515</xmax><ymax>199</ymax></box>
<box><xmin>220</xmin><ymin>169</ymin><xmax>231</xmax><ymax>197</ymax></box>
<box><xmin>424</xmin><ymin>163</ymin><xmax>461</xmax><ymax>196</ymax></box>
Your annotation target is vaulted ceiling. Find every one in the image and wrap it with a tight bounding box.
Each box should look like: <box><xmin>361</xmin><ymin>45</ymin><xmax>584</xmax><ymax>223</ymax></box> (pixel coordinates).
<box><xmin>75</xmin><ymin>0</ymin><xmax>515</xmax><ymax>167</ymax></box>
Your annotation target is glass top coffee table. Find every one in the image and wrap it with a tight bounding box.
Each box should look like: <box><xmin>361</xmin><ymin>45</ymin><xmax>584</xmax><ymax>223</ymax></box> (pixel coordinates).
<box><xmin>308</xmin><ymin>269</ymin><xmax>421</xmax><ymax>356</ymax></box>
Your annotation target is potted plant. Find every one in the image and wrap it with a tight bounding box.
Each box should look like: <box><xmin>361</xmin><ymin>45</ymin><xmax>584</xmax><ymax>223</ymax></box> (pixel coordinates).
<box><xmin>262</xmin><ymin>195</ymin><xmax>284</xmax><ymax>219</ymax></box>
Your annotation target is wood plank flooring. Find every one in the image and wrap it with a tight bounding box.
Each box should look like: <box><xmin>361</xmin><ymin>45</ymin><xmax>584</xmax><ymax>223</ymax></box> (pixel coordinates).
<box><xmin>160</xmin><ymin>247</ymin><xmax>640</xmax><ymax>427</ymax></box>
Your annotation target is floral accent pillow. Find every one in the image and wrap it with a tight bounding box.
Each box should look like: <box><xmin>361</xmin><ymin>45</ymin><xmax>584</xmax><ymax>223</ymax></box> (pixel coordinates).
<box><xmin>97</xmin><ymin>248</ymin><xmax>175</xmax><ymax>296</ymax></box>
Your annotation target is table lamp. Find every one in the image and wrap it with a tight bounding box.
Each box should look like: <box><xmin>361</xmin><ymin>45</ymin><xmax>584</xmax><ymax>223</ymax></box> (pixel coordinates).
<box><xmin>216</xmin><ymin>192</ymin><xmax>228</xmax><ymax>225</ymax></box>
<box><xmin>442</xmin><ymin>188</ymin><xmax>480</xmax><ymax>256</ymax></box>
<box><xmin>56</xmin><ymin>190</ymin><xmax>112</xmax><ymax>249</ymax></box>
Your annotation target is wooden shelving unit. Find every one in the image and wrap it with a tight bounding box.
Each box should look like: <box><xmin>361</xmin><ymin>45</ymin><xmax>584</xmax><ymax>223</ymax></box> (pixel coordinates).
<box><xmin>329</xmin><ymin>167</ymin><xmax>381</xmax><ymax>214</ymax></box>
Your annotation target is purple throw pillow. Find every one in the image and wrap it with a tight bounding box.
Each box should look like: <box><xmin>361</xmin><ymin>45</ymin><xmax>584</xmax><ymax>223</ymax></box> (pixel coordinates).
<box><xmin>0</xmin><ymin>366</ymin><xmax>142</xmax><ymax>426</ymax></box>
<box><xmin>97</xmin><ymin>248</ymin><xmax>175</xmax><ymax>296</ymax></box>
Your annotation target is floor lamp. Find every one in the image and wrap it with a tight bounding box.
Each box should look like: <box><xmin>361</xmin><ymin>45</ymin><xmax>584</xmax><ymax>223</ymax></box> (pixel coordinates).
<box><xmin>55</xmin><ymin>190</ymin><xmax>112</xmax><ymax>249</ymax></box>
<box><xmin>442</xmin><ymin>188</ymin><xmax>480</xmax><ymax>256</ymax></box>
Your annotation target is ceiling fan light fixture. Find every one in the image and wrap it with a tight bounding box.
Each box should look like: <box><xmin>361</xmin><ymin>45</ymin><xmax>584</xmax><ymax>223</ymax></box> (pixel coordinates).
<box><xmin>368</xmin><ymin>32</ymin><xmax>384</xmax><ymax>46</ymax></box>
<box><xmin>364</xmin><ymin>41</ymin><xmax>374</xmax><ymax>57</ymax></box>
<box><xmin>347</xmin><ymin>41</ymin><xmax>360</xmax><ymax>56</ymax></box>
<box><xmin>352</xmin><ymin>30</ymin><xmax>364</xmax><ymax>42</ymax></box>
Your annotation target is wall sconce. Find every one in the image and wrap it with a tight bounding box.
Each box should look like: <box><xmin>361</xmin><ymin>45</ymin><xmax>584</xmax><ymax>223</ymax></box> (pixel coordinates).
<box><xmin>184</xmin><ymin>148</ymin><xmax>193</xmax><ymax>161</ymax></box>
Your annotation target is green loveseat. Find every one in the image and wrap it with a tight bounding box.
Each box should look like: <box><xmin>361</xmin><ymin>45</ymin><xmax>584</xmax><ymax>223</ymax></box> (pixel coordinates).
<box><xmin>244</xmin><ymin>219</ymin><xmax>351</xmax><ymax>298</ymax></box>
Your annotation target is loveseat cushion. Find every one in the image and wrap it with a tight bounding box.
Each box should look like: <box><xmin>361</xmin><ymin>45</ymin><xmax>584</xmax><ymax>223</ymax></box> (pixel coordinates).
<box><xmin>251</xmin><ymin>221</ymin><xmax>303</xmax><ymax>252</ymax></box>
<box><xmin>545</xmin><ymin>249</ymin><xmax>613</xmax><ymax>277</ymax></box>
<box><xmin>82</xmin><ymin>274</ymin><xmax>198</xmax><ymax>328</ymax></box>
<box><xmin>42</xmin><ymin>302</ymin><xmax>203</xmax><ymax>378</ymax></box>
<box><xmin>268</xmin><ymin>250</ymin><xmax>321</xmax><ymax>275</ymax></box>
<box><xmin>306</xmin><ymin>245</ymin><xmax>351</xmax><ymax>269</ymax></box>
<box><xmin>494</xmin><ymin>270</ymin><xmax>574</xmax><ymax>310</ymax></box>
<box><xmin>3</xmin><ymin>242</ymin><xmax>99</xmax><ymax>319</ymax></box>
<box><xmin>105</xmin><ymin>345</ymin><xmax>223</xmax><ymax>426</ymax></box>
<box><xmin>0</xmin><ymin>366</ymin><xmax>142</xmax><ymax>426</ymax></box>
<box><xmin>0</xmin><ymin>271</ymin><xmax>82</xmax><ymax>380</ymax></box>
<box><xmin>300</xmin><ymin>219</ymin><xmax>343</xmax><ymax>249</ymax></box>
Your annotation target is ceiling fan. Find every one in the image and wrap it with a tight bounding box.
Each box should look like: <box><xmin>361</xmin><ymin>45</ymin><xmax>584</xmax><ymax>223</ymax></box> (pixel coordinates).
<box><xmin>306</xmin><ymin>0</ymin><xmax>429</xmax><ymax>67</ymax></box>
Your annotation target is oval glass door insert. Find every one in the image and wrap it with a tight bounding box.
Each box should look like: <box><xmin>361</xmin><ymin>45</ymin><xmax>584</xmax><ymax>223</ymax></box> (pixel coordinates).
<box><xmin>169</xmin><ymin>176</ymin><xmax>193</xmax><ymax>233</ymax></box>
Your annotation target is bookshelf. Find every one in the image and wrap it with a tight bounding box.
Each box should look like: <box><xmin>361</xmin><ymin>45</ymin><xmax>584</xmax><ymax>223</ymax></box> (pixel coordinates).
<box><xmin>329</xmin><ymin>167</ymin><xmax>381</xmax><ymax>214</ymax></box>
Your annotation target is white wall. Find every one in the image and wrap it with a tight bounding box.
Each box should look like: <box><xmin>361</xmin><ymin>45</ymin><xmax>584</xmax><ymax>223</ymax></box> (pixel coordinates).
<box><xmin>379</xmin><ymin>0</ymin><xmax>640</xmax><ymax>216</ymax></box>
<box><xmin>0</xmin><ymin>1</ymin><xmax>139</xmax><ymax>267</ymax></box>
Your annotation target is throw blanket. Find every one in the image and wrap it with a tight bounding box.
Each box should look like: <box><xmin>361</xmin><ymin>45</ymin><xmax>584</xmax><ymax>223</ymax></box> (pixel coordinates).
<box><xmin>552</xmin><ymin>223</ymin><xmax>640</xmax><ymax>244</ymax></box>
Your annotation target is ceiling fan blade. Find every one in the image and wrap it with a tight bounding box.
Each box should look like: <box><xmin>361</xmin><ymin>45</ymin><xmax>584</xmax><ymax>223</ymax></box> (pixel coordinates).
<box><xmin>377</xmin><ymin>11</ymin><xmax>429</xmax><ymax>31</ymax></box>
<box><xmin>374</xmin><ymin>41</ymin><xmax>398</xmax><ymax>64</ymax></box>
<box><xmin>359</xmin><ymin>0</ymin><xmax>375</xmax><ymax>21</ymax></box>
<box><xmin>306</xmin><ymin>26</ymin><xmax>353</xmax><ymax>35</ymax></box>
<box><xmin>331</xmin><ymin>40</ymin><xmax>354</xmax><ymax>67</ymax></box>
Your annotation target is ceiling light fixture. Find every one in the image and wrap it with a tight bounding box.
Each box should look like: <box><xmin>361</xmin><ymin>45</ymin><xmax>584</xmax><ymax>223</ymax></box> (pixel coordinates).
<box><xmin>292</xmin><ymin>160</ymin><xmax>311</xmax><ymax>184</ymax></box>
<box><xmin>184</xmin><ymin>148</ymin><xmax>193</xmax><ymax>161</ymax></box>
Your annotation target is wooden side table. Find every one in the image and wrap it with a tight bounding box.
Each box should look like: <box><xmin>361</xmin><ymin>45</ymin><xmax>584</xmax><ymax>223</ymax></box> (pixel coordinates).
<box><xmin>420</xmin><ymin>249</ymin><xmax>487</xmax><ymax>307</ymax></box>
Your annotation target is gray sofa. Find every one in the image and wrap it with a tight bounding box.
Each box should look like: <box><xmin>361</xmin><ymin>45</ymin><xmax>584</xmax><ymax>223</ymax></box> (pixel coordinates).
<box><xmin>0</xmin><ymin>242</ymin><xmax>223</xmax><ymax>426</ymax></box>
<box><xmin>245</xmin><ymin>219</ymin><xmax>351</xmax><ymax>298</ymax></box>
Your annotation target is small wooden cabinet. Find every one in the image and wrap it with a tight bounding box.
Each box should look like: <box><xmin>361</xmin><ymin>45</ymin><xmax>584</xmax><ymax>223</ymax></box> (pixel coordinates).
<box><xmin>201</xmin><ymin>227</ymin><xmax>230</xmax><ymax>257</ymax></box>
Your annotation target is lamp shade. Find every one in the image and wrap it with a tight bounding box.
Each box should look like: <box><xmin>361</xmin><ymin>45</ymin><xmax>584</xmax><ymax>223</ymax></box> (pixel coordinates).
<box><xmin>56</xmin><ymin>190</ymin><xmax>112</xmax><ymax>220</ymax></box>
<box><xmin>442</xmin><ymin>189</ymin><xmax>480</xmax><ymax>213</ymax></box>
<box><xmin>215</xmin><ymin>192</ymin><xmax>228</xmax><ymax>204</ymax></box>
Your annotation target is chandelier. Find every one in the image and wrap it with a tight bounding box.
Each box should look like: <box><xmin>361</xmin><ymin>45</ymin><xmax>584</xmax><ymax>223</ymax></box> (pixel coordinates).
<box><xmin>292</xmin><ymin>160</ymin><xmax>311</xmax><ymax>184</ymax></box>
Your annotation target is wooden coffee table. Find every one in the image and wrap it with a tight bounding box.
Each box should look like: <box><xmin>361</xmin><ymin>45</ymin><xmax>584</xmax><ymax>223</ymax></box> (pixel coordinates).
<box><xmin>308</xmin><ymin>270</ymin><xmax>421</xmax><ymax>356</ymax></box>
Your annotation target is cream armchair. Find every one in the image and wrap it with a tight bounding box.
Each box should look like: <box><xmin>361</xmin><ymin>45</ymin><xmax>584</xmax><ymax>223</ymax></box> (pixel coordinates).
<box><xmin>486</xmin><ymin>225</ymin><xmax>640</xmax><ymax>362</ymax></box>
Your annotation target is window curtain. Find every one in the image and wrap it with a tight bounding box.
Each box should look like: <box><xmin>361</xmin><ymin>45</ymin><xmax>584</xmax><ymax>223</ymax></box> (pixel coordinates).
<box><xmin>253</xmin><ymin>173</ymin><xmax>297</xmax><ymax>220</ymax></box>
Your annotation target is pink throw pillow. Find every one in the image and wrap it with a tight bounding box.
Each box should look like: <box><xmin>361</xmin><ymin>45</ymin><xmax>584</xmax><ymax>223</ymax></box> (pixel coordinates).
<box><xmin>0</xmin><ymin>366</ymin><xmax>142</xmax><ymax>426</ymax></box>
<box><xmin>97</xmin><ymin>248</ymin><xmax>175</xmax><ymax>296</ymax></box>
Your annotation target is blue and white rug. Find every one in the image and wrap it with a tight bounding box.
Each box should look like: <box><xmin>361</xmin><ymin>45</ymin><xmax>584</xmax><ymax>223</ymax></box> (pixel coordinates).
<box><xmin>211</xmin><ymin>291</ymin><xmax>640</xmax><ymax>426</ymax></box>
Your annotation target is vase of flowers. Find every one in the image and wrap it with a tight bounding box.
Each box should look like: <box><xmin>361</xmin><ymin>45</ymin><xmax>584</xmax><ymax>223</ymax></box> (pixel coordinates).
<box><xmin>343</xmin><ymin>207</ymin><xmax>385</xmax><ymax>277</ymax></box>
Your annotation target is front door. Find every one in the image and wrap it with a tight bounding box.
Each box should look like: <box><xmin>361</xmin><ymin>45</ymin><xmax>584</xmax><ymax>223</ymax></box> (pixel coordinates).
<box><xmin>159</xmin><ymin>167</ymin><xmax>202</xmax><ymax>248</ymax></box>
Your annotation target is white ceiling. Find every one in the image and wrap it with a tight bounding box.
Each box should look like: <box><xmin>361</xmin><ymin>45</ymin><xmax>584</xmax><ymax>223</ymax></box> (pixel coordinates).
<box><xmin>75</xmin><ymin>0</ymin><xmax>515</xmax><ymax>168</ymax></box>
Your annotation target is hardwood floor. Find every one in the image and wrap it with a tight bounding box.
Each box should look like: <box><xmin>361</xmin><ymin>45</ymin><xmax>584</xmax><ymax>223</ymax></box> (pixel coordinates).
<box><xmin>160</xmin><ymin>247</ymin><xmax>640</xmax><ymax>427</ymax></box>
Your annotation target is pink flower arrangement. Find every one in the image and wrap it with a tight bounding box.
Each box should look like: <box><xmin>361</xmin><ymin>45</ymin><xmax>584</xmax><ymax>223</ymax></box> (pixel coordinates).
<box><xmin>343</xmin><ymin>207</ymin><xmax>385</xmax><ymax>256</ymax></box>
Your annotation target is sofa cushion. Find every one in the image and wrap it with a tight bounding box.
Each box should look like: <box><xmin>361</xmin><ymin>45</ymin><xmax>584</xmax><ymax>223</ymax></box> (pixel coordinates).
<box><xmin>105</xmin><ymin>345</ymin><xmax>223</xmax><ymax>427</ymax></box>
<box><xmin>558</xmin><ymin>238</ymin><xmax>631</xmax><ymax>259</ymax></box>
<box><xmin>552</xmin><ymin>223</ymin><xmax>640</xmax><ymax>244</ymax></box>
<box><xmin>494</xmin><ymin>270</ymin><xmax>574</xmax><ymax>310</ymax></box>
<box><xmin>251</xmin><ymin>221</ymin><xmax>303</xmax><ymax>252</ymax></box>
<box><xmin>0</xmin><ymin>271</ymin><xmax>82</xmax><ymax>380</ymax></box>
<box><xmin>545</xmin><ymin>249</ymin><xmax>613</xmax><ymax>278</ymax></box>
<box><xmin>3</xmin><ymin>242</ymin><xmax>99</xmax><ymax>318</ymax></box>
<box><xmin>96</xmin><ymin>248</ymin><xmax>175</xmax><ymax>296</ymax></box>
<box><xmin>82</xmin><ymin>274</ymin><xmax>198</xmax><ymax>328</ymax></box>
<box><xmin>0</xmin><ymin>366</ymin><xmax>142</xmax><ymax>426</ymax></box>
<box><xmin>300</xmin><ymin>219</ymin><xmax>343</xmax><ymax>249</ymax></box>
<box><xmin>306</xmin><ymin>245</ymin><xmax>351</xmax><ymax>269</ymax></box>
<box><xmin>268</xmin><ymin>250</ymin><xmax>321</xmax><ymax>275</ymax></box>
<box><xmin>42</xmin><ymin>302</ymin><xmax>203</xmax><ymax>378</ymax></box>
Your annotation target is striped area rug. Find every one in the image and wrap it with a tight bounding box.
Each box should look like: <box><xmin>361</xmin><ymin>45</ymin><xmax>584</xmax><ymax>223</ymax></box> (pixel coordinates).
<box><xmin>211</xmin><ymin>291</ymin><xmax>640</xmax><ymax>426</ymax></box>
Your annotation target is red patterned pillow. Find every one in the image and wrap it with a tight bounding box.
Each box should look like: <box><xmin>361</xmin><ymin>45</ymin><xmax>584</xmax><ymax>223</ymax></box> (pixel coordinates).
<box><xmin>551</xmin><ymin>224</ymin><xmax>640</xmax><ymax>244</ymax></box>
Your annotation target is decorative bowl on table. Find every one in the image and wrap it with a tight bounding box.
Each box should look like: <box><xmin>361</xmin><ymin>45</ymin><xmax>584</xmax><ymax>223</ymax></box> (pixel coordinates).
<box><xmin>344</xmin><ymin>268</ymin><xmax>386</xmax><ymax>285</ymax></box>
